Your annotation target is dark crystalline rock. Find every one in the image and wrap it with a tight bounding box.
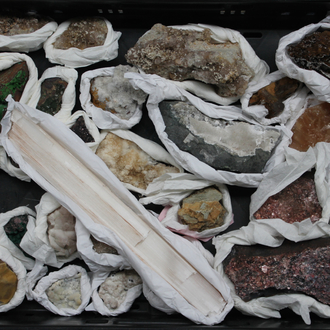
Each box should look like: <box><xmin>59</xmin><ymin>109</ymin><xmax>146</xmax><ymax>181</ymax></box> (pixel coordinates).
<box><xmin>126</xmin><ymin>23</ymin><xmax>254</xmax><ymax>98</ymax></box>
<box><xmin>249</xmin><ymin>76</ymin><xmax>300</xmax><ymax>118</ymax></box>
<box><xmin>70</xmin><ymin>116</ymin><xmax>95</xmax><ymax>143</ymax></box>
<box><xmin>4</xmin><ymin>214</ymin><xmax>29</xmax><ymax>249</ymax></box>
<box><xmin>254</xmin><ymin>172</ymin><xmax>322</xmax><ymax>223</ymax></box>
<box><xmin>0</xmin><ymin>61</ymin><xmax>29</xmax><ymax>119</ymax></box>
<box><xmin>90</xmin><ymin>235</ymin><xmax>119</xmax><ymax>255</ymax></box>
<box><xmin>36</xmin><ymin>77</ymin><xmax>68</xmax><ymax>115</ymax></box>
<box><xmin>159</xmin><ymin>100</ymin><xmax>282</xmax><ymax>173</ymax></box>
<box><xmin>287</xmin><ymin>30</ymin><xmax>330</xmax><ymax>79</ymax></box>
<box><xmin>223</xmin><ymin>237</ymin><xmax>330</xmax><ymax>304</ymax></box>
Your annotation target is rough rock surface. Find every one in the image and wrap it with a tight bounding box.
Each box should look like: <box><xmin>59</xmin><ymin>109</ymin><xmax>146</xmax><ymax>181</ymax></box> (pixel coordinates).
<box><xmin>0</xmin><ymin>260</ymin><xmax>18</xmax><ymax>305</ymax></box>
<box><xmin>53</xmin><ymin>17</ymin><xmax>108</xmax><ymax>50</ymax></box>
<box><xmin>289</xmin><ymin>101</ymin><xmax>330</xmax><ymax>152</ymax></box>
<box><xmin>223</xmin><ymin>237</ymin><xmax>330</xmax><ymax>304</ymax></box>
<box><xmin>70</xmin><ymin>116</ymin><xmax>95</xmax><ymax>143</ymax></box>
<box><xmin>249</xmin><ymin>76</ymin><xmax>300</xmax><ymax>118</ymax></box>
<box><xmin>287</xmin><ymin>30</ymin><xmax>330</xmax><ymax>79</ymax></box>
<box><xmin>96</xmin><ymin>132</ymin><xmax>180</xmax><ymax>190</ymax></box>
<box><xmin>159</xmin><ymin>100</ymin><xmax>282</xmax><ymax>173</ymax></box>
<box><xmin>126</xmin><ymin>23</ymin><xmax>254</xmax><ymax>98</ymax></box>
<box><xmin>36</xmin><ymin>77</ymin><xmax>68</xmax><ymax>115</ymax></box>
<box><xmin>178</xmin><ymin>186</ymin><xmax>227</xmax><ymax>232</ymax></box>
<box><xmin>90</xmin><ymin>235</ymin><xmax>118</xmax><ymax>255</ymax></box>
<box><xmin>4</xmin><ymin>214</ymin><xmax>29</xmax><ymax>249</ymax></box>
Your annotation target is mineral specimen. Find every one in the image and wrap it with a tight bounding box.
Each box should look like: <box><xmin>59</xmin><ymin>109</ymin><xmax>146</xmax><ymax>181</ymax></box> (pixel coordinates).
<box><xmin>223</xmin><ymin>237</ymin><xmax>330</xmax><ymax>304</ymax></box>
<box><xmin>254</xmin><ymin>172</ymin><xmax>322</xmax><ymax>223</ymax></box>
<box><xmin>287</xmin><ymin>30</ymin><xmax>330</xmax><ymax>79</ymax></box>
<box><xmin>0</xmin><ymin>260</ymin><xmax>18</xmax><ymax>305</ymax></box>
<box><xmin>90</xmin><ymin>235</ymin><xmax>118</xmax><ymax>255</ymax></box>
<box><xmin>36</xmin><ymin>77</ymin><xmax>68</xmax><ymax>115</ymax></box>
<box><xmin>99</xmin><ymin>270</ymin><xmax>142</xmax><ymax>310</ymax></box>
<box><xmin>53</xmin><ymin>17</ymin><xmax>108</xmax><ymax>50</ymax></box>
<box><xmin>70</xmin><ymin>116</ymin><xmax>95</xmax><ymax>143</ymax></box>
<box><xmin>159</xmin><ymin>100</ymin><xmax>282</xmax><ymax>173</ymax></box>
<box><xmin>90</xmin><ymin>65</ymin><xmax>147</xmax><ymax>120</ymax></box>
<box><xmin>46</xmin><ymin>273</ymin><xmax>82</xmax><ymax>309</ymax></box>
<box><xmin>289</xmin><ymin>101</ymin><xmax>330</xmax><ymax>152</ymax></box>
<box><xmin>47</xmin><ymin>206</ymin><xmax>77</xmax><ymax>258</ymax></box>
<box><xmin>95</xmin><ymin>132</ymin><xmax>180</xmax><ymax>190</ymax></box>
<box><xmin>0</xmin><ymin>61</ymin><xmax>29</xmax><ymax>119</ymax></box>
<box><xmin>178</xmin><ymin>186</ymin><xmax>227</xmax><ymax>232</ymax></box>
<box><xmin>248</xmin><ymin>76</ymin><xmax>300</xmax><ymax>118</ymax></box>
<box><xmin>126</xmin><ymin>23</ymin><xmax>254</xmax><ymax>98</ymax></box>
<box><xmin>4</xmin><ymin>214</ymin><xmax>29</xmax><ymax>249</ymax></box>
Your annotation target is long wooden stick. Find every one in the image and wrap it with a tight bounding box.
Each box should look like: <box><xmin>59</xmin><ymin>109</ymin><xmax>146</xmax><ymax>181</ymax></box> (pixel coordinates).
<box><xmin>8</xmin><ymin>107</ymin><xmax>228</xmax><ymax>318</ymax></box>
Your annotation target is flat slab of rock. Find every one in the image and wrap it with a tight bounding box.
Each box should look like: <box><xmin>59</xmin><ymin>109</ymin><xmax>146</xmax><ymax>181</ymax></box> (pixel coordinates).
<box><xmin>159</xmin><ymin>100</ymin><xmax>282</xmax><ymax>173</ymax></box>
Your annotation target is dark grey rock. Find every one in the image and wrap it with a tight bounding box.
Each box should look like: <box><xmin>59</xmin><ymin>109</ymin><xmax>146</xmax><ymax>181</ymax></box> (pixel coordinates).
<box><xmin>159</xmin><ymin>101</ymin><xmax>282</xmax><ymax>173</ymax></box>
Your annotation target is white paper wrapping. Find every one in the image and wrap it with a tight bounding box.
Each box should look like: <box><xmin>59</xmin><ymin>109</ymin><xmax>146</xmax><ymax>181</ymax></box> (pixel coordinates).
<box><xmin>0</xmin><ymin>21</ymin><xmax>58</xmax><ymax>52</ymax></box>
<box><xmin>75</xmin><ymin>219</ymin><xmax>131</xmax><ymax>273</ymax></box>
<box><xmin>276</xmin><ymin>16</ymin><xmax>330</xmax><ymax>103</ymax></box>
<box><xmin>240</xmin><ymin>70</ymin><xmax>310</xmax><ymax>125</ymax></box>
<box><xmin>126</xmin><ymin>72</ymin><xmax>290</xmax><ymax>188</ymax></box>
<box><xmin>1</xmin><ymin>97</ymin><xmax>234</xmax><ymax>325</ymax></box>
<box><xmin>85</xmin><ymin>270</ymin><xmax>142</xmax><ymax>316</ymax></box>
<box><xmin>0</xmin><ymin>245</ymin><xmax>26</xmax><ymax>312</ymax></box>
<box><xmin>0</xmin><ymin>206</ymin><xmax>36</xmax><ymax>270</ymax></box>
<box><xmin>80</xmin><ymin>67</ymin><xmax>143</xmax><ymax>129</ymax></box>
<box><xmin>43</xmin><ymin>17</ymin><xmax>121</xmax><ymax>68</ymax></box>
<box><xmin>213</xmin><ymin>220</ymin><xmax>330</xmax><ymax>324</ymax></box>
<box><xmin>27</xmin><ymin>264</ymin><xmax>92</xmax><ymax>316</ymax></box>
<box><xmin>27</xmin><ymin>66</ymin><xmax>78</xmax><ymax>122</ymax></box>
<box><xmin>140</xmin><ymin>173</ymin><xmax>233</xmax><ymax>240</ymax></box>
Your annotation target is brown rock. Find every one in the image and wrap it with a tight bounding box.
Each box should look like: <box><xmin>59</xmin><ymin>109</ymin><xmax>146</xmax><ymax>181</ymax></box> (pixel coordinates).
<box><xmin>249</xmin><ymin>76</ymin><xmax>300</xmax><ymax>118</ymax></box>
<box><xmin>0</xmin><ymin>260</ymin><xmax>18</xmax><ymax>305</ymax></box>
<box><xmin>178</xmin><ymin>187</ymin><xmax>227</xmax><ymax>232</ymax></box>
<box><xmin>126</xmin><ymin>23</ymin><xmax>254</xmax><ymax>98</ymax></box>
<box><xmin>70</xmin><ymin>116</ymin><xmax>95</xmax><ymax>143</ymax></box>
<box><xmin>90</xmin><ymin>235</ymin><xmax>118</xmax><ymax>255</ymax></box>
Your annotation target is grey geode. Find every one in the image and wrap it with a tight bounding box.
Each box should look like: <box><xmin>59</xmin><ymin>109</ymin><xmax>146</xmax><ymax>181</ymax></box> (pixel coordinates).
<box><xmin>159</xmin><ymin>101</ymin><xmax>282</xmax><ymax>173</ymax></box>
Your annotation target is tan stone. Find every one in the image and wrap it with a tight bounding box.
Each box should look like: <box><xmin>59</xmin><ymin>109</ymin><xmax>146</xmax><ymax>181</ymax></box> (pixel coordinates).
<box><xmin>0</xmin><ymin>260</ymin><xmax>18</xmax><ymax>305</ymax></box>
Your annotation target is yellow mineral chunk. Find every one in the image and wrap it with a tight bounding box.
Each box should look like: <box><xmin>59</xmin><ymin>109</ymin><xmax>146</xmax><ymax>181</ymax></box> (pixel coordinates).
<box><xmin>0</xmin><ymin>260</ymin><xmax>18</xmax><ymax>305</ymax></box>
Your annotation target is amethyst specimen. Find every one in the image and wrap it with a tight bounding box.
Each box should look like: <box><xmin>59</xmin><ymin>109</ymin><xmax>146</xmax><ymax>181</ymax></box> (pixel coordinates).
<box><xmin>223</xmin><ymin>237</ymin><xmax>330</xmax><ymax>304</ymax></box>
<box><xmin>70</xmin><ymin>116</ymin><xmax>95</xmax><ymax>143</ymax></box>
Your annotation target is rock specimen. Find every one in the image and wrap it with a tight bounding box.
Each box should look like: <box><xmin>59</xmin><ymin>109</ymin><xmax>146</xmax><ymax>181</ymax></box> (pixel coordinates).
<box><xmin>178</xmin><ymin>186</ymin><xmax>227</xmax><ymax>232</ymax></box>
<box><xmin>126</xmin><ymin>23</ymin><xmax>254</xmax><ymax>98</ymax></box>
<box><xmin>0</xmin><ymin>61</ymin><xmax>29</xmax><ymax>119</ymax></box>
<box><xmin>36</xmin><ymin>77</ymin><xmax>68</xmax><ymax>115</ymax></box>
<box><xmin>289</xmin><ymin>101</ymin><xmax>330</xmax><ymax>152</ymax></box>
<box><xmin>254</xmin><ymin>172</ymin><xmax>322</xmax><ymax>223</ymax></box>
<box><xmin>95</xmin><ymin>132</ymin><xmax>180</xmax><ymax>190</ymax></box>
<box><xmin>4</xmin><ymin>214</ymin><xmax>29</xmax><ymax>250</ymax></box>
<box><xmin>90</xmin><ymin>65</ymin><xmax>147</xmax><ymax>120</ymax></box>
<box><xmin>70</xmin><ymin>116</ymin><xmax>95</xmax><ymax>143</ymax></box>
<box><xmin>90</xmin><ymin>235</ymin><xmax>118</xmax><ymax>255</ymax></box>
<box><xmin>53</xmin><ymin>17</ymin><xmax>108</xmax><ymax>50</ymax></box>
<box><xmin>248</xmin><ymin>76</ymin><xmax>300</xmax><ymax>118</ymax></box>
<box><xmin>0</xmin><ymin>260</ymin><xmax>18</xmax><ymax>305</ymax></box>
<box><xmin>99</xmin><ymin>270</ymin><xmax>142</xmax><ymax>310</ymax></box>
<box><xmin>159</xmin><ymin>100</ymin><xmax>282</xmax><ymax>173</ymax></box>
<box><xmin>46</xmin><ymin>273</ymin><xmax>82</xmax><ymax>309</ymax></box>
<box><xmin>223</xmin><ymin>237</ymin><xmax>330</xmax><ymax>304</ymax></box>
<box><xmin>287</xmin><ymin>30</ymin><xmax>330</xmax><ymax>79</ymax></box>
<box><xmin>47</xmin><ymin>206</ymin><xmax>77</xmax><ymax>258</ymax></box>
<box><xmin>0</xmin><ymin>15</ymin><xmax>52</xmax><ymax>35</ymax></box>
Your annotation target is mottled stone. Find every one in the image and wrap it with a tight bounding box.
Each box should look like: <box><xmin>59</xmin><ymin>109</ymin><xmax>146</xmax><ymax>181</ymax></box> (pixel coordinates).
<box><xmin>249</xmin><ymin>77</ymin><xmax>300</xmax><ymax>118</ymax></box>
<box><xmin>178</xmin><ymin>187</ymin><xmax>227</xmax><ymax>232</ymax></box>
<box><xmin>36</xmin><ymin>77</ymin><xmax>68</xmax><ymax>115</ymax></box>
<box><xmin>287</xmin><ymin>30</ymin><xmax>330</xmax><ymax>79</ymax></box>
<box><xmin>254</xmin><ymin>172</ymin><xmax>322</xmax><ymax>223</ymax></box>
<box><xmin>70</xmin><ymin>116</ymin><xmax>95</xmax><ymax>143</ymax></box>
<box><xmin>4</xmin><ymin>214</ymin><xmax>29</xmax><ymax>249</ymax></box>
<box><xmin>90</xmin><ymin>65</ymin><xmax>147</xmax><ymax>120</ymax></box>
<box><xmin>289</xmin><ymin>102</ymin><xmax>330</xmax><ymax>152</ymax></box>
<box><xmin>53</xmin><ymin>17</ymin><xmax>108</xmax><ymax>50</ymax></box>
<box><xmin>0</xmin><ymin>260</ymin><xmax>18</xmax><ymax>305</ymax></box>
<box><xmin>126</xmin><ymin>23</ymin><xmax>254</xmax><ymax>98</ymax></box>
<box><xmin>0</xmin><ymin>61</ymin><xmax>29</xmax><ymax>119</ymax></box>
<box><xmin>159</xmin><ymin>100</ymin><xmax>282</xmax><ymax>173</ymax></box>
<box><xmin>90</xmin><ymin>235</ymin><xmax>118</xmax><ymax>255</ymax></box>
<box><xmin>95</xmin><ymin>132</ymin><xmax>180</xmax><ymax>190</ymax></box>
<box><xmin>223</xmin><ymin>237</ymin><xmax>330</xmax><ymax>304</ymax></box>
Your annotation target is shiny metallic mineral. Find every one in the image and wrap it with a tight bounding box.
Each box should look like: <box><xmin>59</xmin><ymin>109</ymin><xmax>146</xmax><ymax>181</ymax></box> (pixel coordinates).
<box><xmin>159</xmin><ymin>100</ymin><xmax>282</xmax><ymax>173</ymax></box>
<box><xmin>223</xmin><ymin>237</ymin><xmax>330</xmax><ymax>304</ymax></box>
<box><xmin>126</xmin><ymin>23</ymin><xmax>254</xmax><ymax>98</ymax></box>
